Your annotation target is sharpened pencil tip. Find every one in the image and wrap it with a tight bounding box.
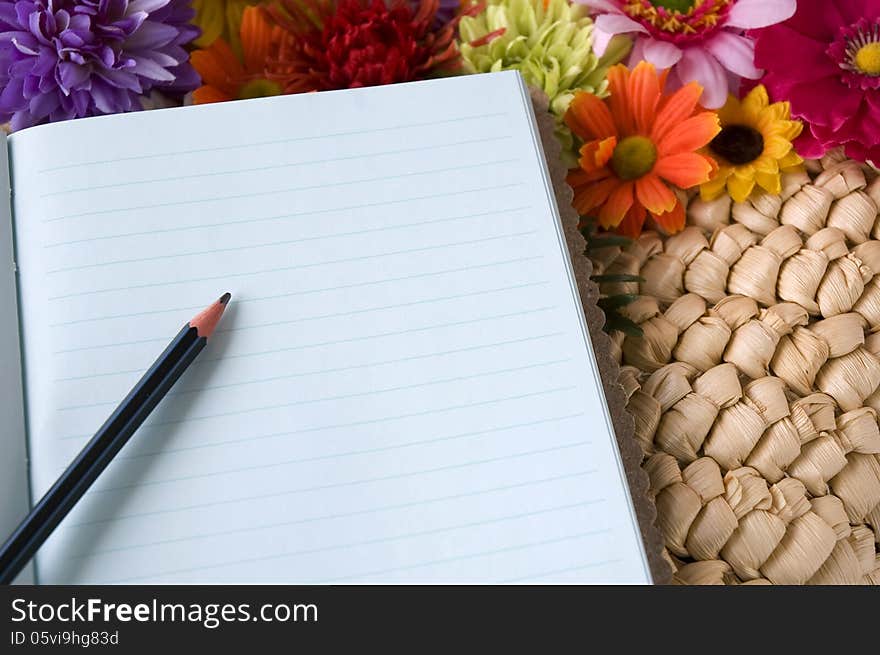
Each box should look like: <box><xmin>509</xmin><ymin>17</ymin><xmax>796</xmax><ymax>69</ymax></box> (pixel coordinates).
<box><xmin>190</xmin><ymin>294</ymin><xmax>231</xmax><ymax>338</ymax></box>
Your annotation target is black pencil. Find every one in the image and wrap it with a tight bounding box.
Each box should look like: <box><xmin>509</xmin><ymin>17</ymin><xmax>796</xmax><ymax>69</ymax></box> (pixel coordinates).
<box><xmin>0</xmin><ymin>292</ymin><xmax>232</xmax><ymax>584</ymax></box>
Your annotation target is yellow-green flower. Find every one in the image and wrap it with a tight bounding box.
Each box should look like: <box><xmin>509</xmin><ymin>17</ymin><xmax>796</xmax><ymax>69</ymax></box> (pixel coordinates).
<box><xmin>458</xmin><ymin>0</ymin><xmax>630</xmax><ymax>161</ymax></box>
<box><xmin>192</xmin><ymin>0</ymin><xmax>268</xmax><ymax>54</ymax></box>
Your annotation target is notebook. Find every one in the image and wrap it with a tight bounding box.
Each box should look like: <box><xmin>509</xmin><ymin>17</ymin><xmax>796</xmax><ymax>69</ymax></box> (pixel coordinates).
<box><xmin>0</xmin><ymin>71</ymin><xmax>652</xmax><ymax>584</ymax></box>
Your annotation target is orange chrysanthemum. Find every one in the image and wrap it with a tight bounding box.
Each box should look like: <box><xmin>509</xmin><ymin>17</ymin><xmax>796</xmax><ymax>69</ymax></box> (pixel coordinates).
<box><xmin>191</xmin><ymin>7</ymin><xmax>285</xmax><ymax>104</ymax></box>
<box><xmin>565</xmin><ymin>61</ymin><xmax>720</xmax><ymax>238</ymax></box>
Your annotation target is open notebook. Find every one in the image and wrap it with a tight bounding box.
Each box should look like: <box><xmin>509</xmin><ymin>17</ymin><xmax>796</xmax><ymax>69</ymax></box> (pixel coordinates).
<box><xmin>0</xmin><ymin>71</ymin><xmax>651</xmax><ymax>584</ymax></box>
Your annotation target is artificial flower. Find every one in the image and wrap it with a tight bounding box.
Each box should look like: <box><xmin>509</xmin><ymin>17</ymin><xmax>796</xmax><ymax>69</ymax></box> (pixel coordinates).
<box><xmin>0</xmin><ymin>0</ymin><xmax>200</xmax><ymax>130</ymax></box>
<box><xmin>436</xmin><ymin>0</ymin><xmax>466</xmax><ymax>23</ymax></box>
<box><xmin>265</xmin><ymin>0</ymin><xmax>463</xmax><ymax>93</ymax></box>
<box><xmin>192</xmin><ymin>0</ymin><xmax>268</xmax><ymax>53</ymax></box>
<box><xmin>192</xmin><ymin>6</ymin><xmax>283</xmax><ymax>104</ymax></box>
<box><xmin>577</xmin><ymin>0</ymin><xmax>796</xmax><ymax>108</ymax></box>
<box><xmin>565</xmin><ymin>61</ymin><xmax>719</xmax><ymax>237</ymax></box>
<box><xmin>753</xmin><ymin>0</ymin><xmax>880</xmax><ymax>164</ymax></box>
<box><xmin>458</xmin><ymin>0</ymin><xmax>630</xmax><ymax>119</ymax></box>
<box><xmin>700</xmin><ymin>85</ymin><xmax>802</xmax><ymax>202</ymax></box>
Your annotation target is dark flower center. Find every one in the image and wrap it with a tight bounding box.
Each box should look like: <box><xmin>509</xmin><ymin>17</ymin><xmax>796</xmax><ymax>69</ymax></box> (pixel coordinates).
<box><xmin>710</xmin><ymin>125</ymin><xmax>765</xmax><ymax>165</ymax></box>
<box><xmin>648</xmin><ymin>0</ymin><xmax>696</xmax><ymax>13</ymax></box>
<box><xmin>611</xmin><ymin>136</ymin><xmax>658</xmax><ymax>180</ymax></box>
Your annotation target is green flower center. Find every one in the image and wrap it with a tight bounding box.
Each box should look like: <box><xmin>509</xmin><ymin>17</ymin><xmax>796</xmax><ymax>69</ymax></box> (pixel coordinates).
<box><xmin>648</xmin><ymin>0</ymin><xmax>696</xmax><ymax>12</ymax></box>
<box><xmin>611</xmin><ymin>136</ymin><xmax>657</xmax><ymax>180</ymax></box>
<box><xmin>710</xmin><ymin>125</ymin><xmax>765</xmax><ymax>165</ymax></box>
<box><xmin>855</xmin><ymin>42</ymin><xmax>880</xmax><ymax>75</ymax></box>
<box><xmin>237</xmin><ymin>79</ymin><xmax>283</xmax><ymax>100</ymax></box>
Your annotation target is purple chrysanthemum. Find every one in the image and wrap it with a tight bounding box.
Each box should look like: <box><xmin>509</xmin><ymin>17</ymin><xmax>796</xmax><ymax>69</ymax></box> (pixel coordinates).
<box><xmin>0</xmin><ymin>0</ymin><xmax>201</xmax><ymax>130</ymax></box>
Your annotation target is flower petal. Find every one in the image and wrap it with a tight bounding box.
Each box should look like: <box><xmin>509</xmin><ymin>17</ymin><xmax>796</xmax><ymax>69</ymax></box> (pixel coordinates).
<box><xmin>742</xmin><ymin>84</ymin><xmax>769</xmax><ymax>116</ymax></box>
<box><xmin>651</xmin><ymin>82</ymin><xmax>702</xmax><ymax>143</ymax></box>
<box><xmin>676</xmin><ymin>47</ymin><xmax>728</xmax><ymax>109</ymax></box>
<box><xmin>578</xmin><ymin>0</ymin><xmax>626</xmax><ymax>13</ymax></box>
<box><xmin>654</xmin><ymin>152</ymin><xmax>716</xmax><ymax>187</ymax></box>
<box><xmin>763</xmin><ymin>135</ymin><xmax>794</xmax><ymax>159</ymax></box>
<box><xmin>724</xmin><ymin>0</ymin><xmax>797</xmax><ymax>29</ymax></box>
<box><xmin>643</xmin><ymin>39</ymin><xmax>682</xmax><ymax>69</ymax></box>
<box><xmin>598</xmin><ymin>181</ymin><xmax>634</xmax><ymax>229</ymax></box>
<box><xmin>565</xmin><ymin>92</ymin><xmax>617</xmax><ymax>141</ymax></box>
<box><xmin>241</xmin><ymin>6</ymin><xmax>275</xmax><ymax>72</ymax></box>
<box><xmin>778</xmin><ymin>150</ymin><xmax>804</xmax><ymax>169</ymax></box>
<box><xmin>579</xmin><ymin>136</ymin><xmax>618</xmax><ymax>173</ymax></box>
<box><xmin>700</xmin><ymin>167</ymin><xmax>733</xmax><ymax>200</ymax></box>
<box><xmin>606</xmin><ymin>64</ymin><xmax>636</xmax><ymax>135</ymax></box>
<box><xmin>594</xmin><ymin>13</ymin><xmax>648</xmax><ymax>38</ymax></box>
<box><xmin>192</xmin><ymin>85</ymin><xmax>231</xmax><ymax>104</ymax></box>
<box><xmin>568</xmin><ymin>166</ymin><xmax>613</xmax><ymax>186</ymax></box>
<box><xmin>704</xmin><ymin>32</ymin><xmax>762</xmax><ymax>80</ymax></box>
<box><xmin>753</xmin><ymin>25</ymin><xmax>838</xmax><ymax>83</ymax></box>
<box><xmin>571</xmin><ymin>176</ymin><xmax>621</xmax><ymax>215</ymax></box>
<box><xmin>727</xmin><ymin>174</ymin><xmax>756</xmax><ymax>202</ymax></box>
<box><xmin>617</xmin><ymin>202</ymin><xmax>648</xmax><ymax>238</ymax></box>
<box><xmin>786</xmin><ymin>76</ymin><xmax>860</xmax><ymax>131</ymax></box>
<box><xmin>636</xmin><ymin>173</ymin><xmax>676</xmax><ymax>215</ymax></box>
<box><xmin>650</xmin><ymin>199</ymin><xmax>686</xmax><ymax>235</ymax></box>
<box><xmin>656</xmin><ymin>111</ymin><xmax>720</xmax><ymax>157</ymax></box>
<box><xmin>753</xmin><ymin>155</ymin><xmax>780</xmax><ymax>175</ymax></box>
<box><xmin>628</xmin><ymin>60</ymin><xmax>661</xmax><ymax>135</ymax></box>
<box><xmin>755</xmin><ymin>170</ymin><xmax>782</xmax><ymax>195</ymax></box>
<box><xmin>717</xmin><ymin>93</ymin><xmax>745</xmax><ymax>125</ymax></box>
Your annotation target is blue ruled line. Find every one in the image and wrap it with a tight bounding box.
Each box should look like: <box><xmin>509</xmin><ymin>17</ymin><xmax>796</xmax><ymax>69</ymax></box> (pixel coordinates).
<box><xmin>39</xmin><ymin>112</ymin><xmax>509</xmax><ymax>172</ymax></box>
<box><xmin>319</xmin><ymin>530</ymin><xmax>613</xmax><ymax>584</ymax></box>
<box><xmin>100</xmin><ymin>503</ymin><xmax>604</xmax><ymax>584</ymax></box>
<box><xmin>54</xmin><ymin>304</ymin><xmax>555</xmax><ymax>360</ymax></box>
<box><xmin>53</xmin><ymin>281</ymin><xmax>550</xmax><ymax>355</ymax></box>
<box><xmin>40</xmin><ymin>135</ymin><xmax>513</xmax><ymax>197</ymax></box>
<box><xmin>59</xmin><ymin>355</ymin><xmax>569</xmax><ymax>414</ymax></box>
<box><xmin>58</xmin><ymin>381</ymin><xmax>573</xmax><ymax>442</ymax></box>
<box><xmin>47</xmin><ymin>227</ymin><xmax>535</xmax><ymax>275</ymax></box>
<box><xmin>113</xmin><ymin>406</ymin><xmax>582</xmax><ymax>465</ymax></box>
<box><xmin>67</xmin><ymin>437</ymin><xmax>590</xmax><ymax>528</ymax></box>
<box><xmin>66</xmin><ymin>469</ymin><xmax>599</xmax><ymax>560</ymax></box>
<box><xmin>87</xmin><ymin>397</ymin><xmax>578</xmax><ymax>492</ymax></box>
<box><xmin>49</xmin><ymin>255</ymin><xmax>541</xmax><ymax>319</ymax></box>
<box><xmin>44</xmin><ymin>206</ymin><xmax>529</xmax><ymax>270</ymax></box>
<box><xmin>42</xmin><ymin>159</ymin><xmax>518</xmax><ymax>222</ymax></box>
<box><xmin>42</xmin><ymin>189</ymin><xmax>527</xmax><ymax>248</ymax></box>
<box><xmin>52</xmin><ymin>332</ymin><xmax>563</xmax><ymax>383</ymax></box>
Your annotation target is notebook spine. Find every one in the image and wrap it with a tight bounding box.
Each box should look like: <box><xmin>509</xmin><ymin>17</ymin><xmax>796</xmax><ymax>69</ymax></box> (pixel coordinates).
<box><xmin>0</xmin><ymin>131</ymin><xmax>34</xmax><ymax>583</ymax></box>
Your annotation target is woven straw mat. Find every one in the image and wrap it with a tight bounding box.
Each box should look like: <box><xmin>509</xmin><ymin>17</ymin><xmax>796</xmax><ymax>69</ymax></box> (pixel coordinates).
<box><xmin>589</xmin><ymin>150</ymin><xmax>880</xmax><ymax>585</ymax></box>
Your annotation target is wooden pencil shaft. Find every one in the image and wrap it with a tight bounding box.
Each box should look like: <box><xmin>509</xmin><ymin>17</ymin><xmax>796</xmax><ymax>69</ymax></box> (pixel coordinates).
<box><xmin>0</xmin><ymin>325</ymin><xmax>205</xmax><ymax>584</ymax></box>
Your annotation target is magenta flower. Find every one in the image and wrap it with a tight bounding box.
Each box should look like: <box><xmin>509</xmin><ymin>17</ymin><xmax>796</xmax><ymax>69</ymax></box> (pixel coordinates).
<box><xmin>754</xmin><ymin>0</ymin><xmax>880</xmax><ymax>164</ymax></box>
<box><xmin>0</xmin><ymin>0</ymin><xmax>200</xmax><ymax>131</ymax></box>
<box><xmin>578</xmin><ymin>0</ymin><xmax>796</xmax><ymax>108</ymax></box>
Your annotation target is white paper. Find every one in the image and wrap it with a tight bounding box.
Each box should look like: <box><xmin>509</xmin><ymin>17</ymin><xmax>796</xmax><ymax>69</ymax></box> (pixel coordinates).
<box><xmin>9</xmin><ymin>71</ymin><xmax>650</xmax><ymax>583</ymax></box>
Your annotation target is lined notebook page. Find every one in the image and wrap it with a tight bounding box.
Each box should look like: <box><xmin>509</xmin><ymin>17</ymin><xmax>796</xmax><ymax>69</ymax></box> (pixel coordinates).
<box><xmin>10</xmin><ymin>72</ymin><xmax>649</xmax><ymax>584</ymax></box>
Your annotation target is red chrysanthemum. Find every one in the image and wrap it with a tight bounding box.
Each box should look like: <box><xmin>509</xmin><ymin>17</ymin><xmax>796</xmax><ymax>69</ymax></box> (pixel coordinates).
<box><xmin>266</xmin><ymin>0</ymin><xmax>464</xmax><ymax>93</ymax></box>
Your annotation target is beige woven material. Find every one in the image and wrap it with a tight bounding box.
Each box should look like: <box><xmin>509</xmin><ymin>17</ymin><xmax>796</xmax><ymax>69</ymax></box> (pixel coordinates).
<box><xmin>592</xmin><ymin>151</ymin><xmax>880</xmax><ymax>585</ymax></box>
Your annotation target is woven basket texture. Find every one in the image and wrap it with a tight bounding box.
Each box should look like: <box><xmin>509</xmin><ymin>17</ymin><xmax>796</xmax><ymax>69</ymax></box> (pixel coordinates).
<box><xmin>590</xmin><ymin>151</ymin><xmax>880</xmax><ymax>585</ymax></box>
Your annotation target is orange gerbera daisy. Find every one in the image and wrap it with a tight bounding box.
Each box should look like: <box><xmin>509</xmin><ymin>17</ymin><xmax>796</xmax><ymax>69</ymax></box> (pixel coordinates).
<box><xmin>191</xmin><ymin>7</ymin><xmax>284</xmax><ymax>104</ymax></box>
<box><xmin>565</xmin><ymin>61</ymin><xmax>721</xmax><ymax>238</ymax></box>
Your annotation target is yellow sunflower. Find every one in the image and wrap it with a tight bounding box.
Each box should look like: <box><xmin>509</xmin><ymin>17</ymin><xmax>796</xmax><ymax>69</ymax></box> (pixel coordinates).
<box><xmin>700</xmin><ymin>85</ymin><xmax>804</xmax><ymax>203</ymax></box>
<box><xmin>192</xmin><ymin>0</ymin><xmax>268</xmax><ymax>53</ymax></box>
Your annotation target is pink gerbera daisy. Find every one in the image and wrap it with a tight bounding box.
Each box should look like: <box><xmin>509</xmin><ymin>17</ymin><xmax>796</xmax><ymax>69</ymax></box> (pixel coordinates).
<box><xmin>578</xmin><ymin>1</ymin><xmax>796</xmax><ymax>108</ymax></box>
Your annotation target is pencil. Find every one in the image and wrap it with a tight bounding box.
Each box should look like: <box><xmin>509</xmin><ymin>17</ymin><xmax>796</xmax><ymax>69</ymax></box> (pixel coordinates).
<box><xmin>0</xmin><ymin>292</ymin><xmax>232</xmax><ymax>584</ymax></box>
